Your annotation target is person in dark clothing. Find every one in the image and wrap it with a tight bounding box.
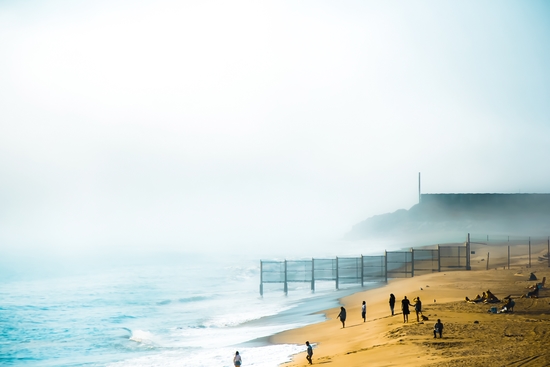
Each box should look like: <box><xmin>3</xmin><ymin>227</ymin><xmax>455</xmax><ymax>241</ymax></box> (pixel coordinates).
<box><xmin>389</xmin><ymin>293</ymin><xmax>396</xmax><ymax>316</ymax></box>
<box><xmin>361</xmin><ymin>301</ymin><xmax>366</xmax><ymax>322</ymax></box>
<box><xmin>434</xmin><ymin>319</ymin><xmax>443</xmax><ymax>338</ymax></box>
<box><xmin>305</xmin><ymin>341</ymin><xmax>313</xmax><ymax>364</ymax></box>
<box><xmin>401</xmin><ymin>296</ymin><xmax>411</xmax><ymax>323</ymax></box>
<box><xmin>337</xmin><ymin>306</ymin><xmax>347</xmax><ymax>328</ymax></box>
<box><xmin>414</xmin><ymin>297</ymin><xmax>422</xmax><ymax>322</ymax></box>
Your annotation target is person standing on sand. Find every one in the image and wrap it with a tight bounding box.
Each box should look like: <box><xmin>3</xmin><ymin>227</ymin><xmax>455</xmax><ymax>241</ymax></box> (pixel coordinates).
<box><xmin>401</xmin><ymin>296</ymin><xmax>411</xmax><ymax>323</ymax></box>
<box><xmin>233</xmin><ymin>351</ymin><xmax>242</xmax><ymax>366</ymax></box>
<box><xmin>414</xmin><ymin>297</ymin><xmax>422</xmax><ymax>322</ymax></box>
<box><xmin>389</xmin><ymin>293</ymin><xmax>396</xmax><ymax>316</ymax></box>
<box><xmin>434</xmin><ymin>319</ymin><xmax>443</xmax><ymax>338</ymax></box>
<box><xmin>337</xmin><ymin>306</ymin><xmax>347</xmax><ymax>328</ymax></box>
<box><xmin>361</xmin><ymin>301</ymin><xmax>366</xmax><ymax>322</ymax></box>
<box><xmin>305</xmin><ymin>341</ymin><xmax>313</xmax><ymax>364</ymax></box>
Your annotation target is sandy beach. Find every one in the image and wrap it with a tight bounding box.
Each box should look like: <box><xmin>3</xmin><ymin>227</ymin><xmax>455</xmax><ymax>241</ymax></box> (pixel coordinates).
<box><xmin>271</xmin><ymin>244</ymin><xmax>550</xmax><ymax>366</ymax></box>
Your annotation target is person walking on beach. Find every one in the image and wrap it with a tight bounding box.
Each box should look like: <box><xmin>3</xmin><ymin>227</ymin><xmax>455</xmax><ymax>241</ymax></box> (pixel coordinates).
<box><xmin>361</xmin><ymin>301</ymin><xmax>366</xmax><ymax>322</ymax></box>
<box><xmin>305</xmin><ymin>341</ymin><xmax>313</xmax><ymax>364</ymax></box>
<box><xmin>233</xmin><ymin>351</ymin><xmax>242</xmax><ymax>366</ymax></box>
<box><xmin>389</xmin><ymin>293</ymin><xmax>396</xmax><ymax>316</ymax></box>
<box><xmin>337</xmin><ymin>306</ymin><xmax>347</xmax><ymax>328</ymax></box>
<box><xmin>414</xmin><ymin>296</ymin><xmax>422</xmax><ymax>322</ymax></box>
<box><xmin>434</xmin><ymin>319</ymin><xmax>443</xmax><ymax>338</ymax></box>
<box><xmin>401</xmin><ymin>296</ymin><xmax>411</xmax><ymax>323</ymax></box>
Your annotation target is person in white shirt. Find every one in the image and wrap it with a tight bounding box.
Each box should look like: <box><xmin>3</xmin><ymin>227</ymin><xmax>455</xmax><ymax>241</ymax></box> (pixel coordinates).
<box><xmin>233</xmin><ymin>351</ymin><xmax>242</xmax><ymax>366</ymax></box>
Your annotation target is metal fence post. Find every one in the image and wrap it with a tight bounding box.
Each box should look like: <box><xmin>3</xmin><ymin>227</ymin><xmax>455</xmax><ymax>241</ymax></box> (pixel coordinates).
<box><xmin>335</xmin><ymin>257</ymin><xmax>339</xmax><ymax>290</ymax></box>
<box><xmin>260</xmin><ymin>260</ymin><xmax>264</xmax><ymax>296</ymax></box>
<box><xmin>529</xmin><ymin>237</ymin><xmax>531</xmax><ymax>268</ymax></box>
<box><xmin>361</xmin><ymin>255</ymin><xmax>364</xmax><ymax>287</ymax></box>
<box><xmin>284</xmin><ymin>260</ymin><xmax>288</xmax><ymax>294</ymax></box>
<box><xmin>437</xmin><ymin>244</ymin><xmax>441</xmax><ymax>272</ymax></box>
<box><xmin>466</xmin><ymin>233</ymin><xmax>471</xmax><ymax>270</ymax></box>
<box><xmin>311</xmin><ymin>258</ymin><xmax>315</xmax><ymax>292</ymax></box>
<box><xmin>411</xmin><ymin>248</ymin><xmax>414</xmax><ymax>278</ymax></box>
<box><xmin>384</xmin><ymin>250</ymin><xmax>388</xmax><ymax>283</ymax></box>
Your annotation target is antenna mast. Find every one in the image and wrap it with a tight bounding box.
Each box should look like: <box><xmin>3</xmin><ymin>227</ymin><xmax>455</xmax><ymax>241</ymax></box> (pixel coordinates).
<box><xmin>418</xmin><ymin>172</ymin><xmax>421</xmax><ymax>204</ymax></box>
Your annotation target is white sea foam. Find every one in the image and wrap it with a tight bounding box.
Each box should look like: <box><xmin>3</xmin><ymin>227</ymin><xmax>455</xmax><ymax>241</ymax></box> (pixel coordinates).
<box><xmin>106</xmin><ymin>344</ymin><xmax>305</xmax><ymax>367</ymax></box>
<box><xmin>129</xmin><ymin>329</ymin><xmax>157</xmax><ymax>345</ymax></box>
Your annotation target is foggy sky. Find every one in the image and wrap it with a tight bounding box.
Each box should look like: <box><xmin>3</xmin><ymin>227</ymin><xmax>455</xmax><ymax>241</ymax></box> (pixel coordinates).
<box><xmin>1</xmin><ymin>0</ymin><xmax>550</xmax><ymax>261</ymax></box>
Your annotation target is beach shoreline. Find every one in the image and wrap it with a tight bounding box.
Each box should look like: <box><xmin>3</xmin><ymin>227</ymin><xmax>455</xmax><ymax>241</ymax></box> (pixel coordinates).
<box><xmin>269</xmin><ymin>244</ymin><xmax>550</xmax><ymax>366</ymax></box>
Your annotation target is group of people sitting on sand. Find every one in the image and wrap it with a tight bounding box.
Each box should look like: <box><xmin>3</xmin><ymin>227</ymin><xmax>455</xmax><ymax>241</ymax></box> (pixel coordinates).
<box><xmin>463</xmin><ymin>275</ymin><xmax>547</xmax><ymax>314</ymax></box>
<box><xmin>465</xmin><ymin>290</ymin><xmax>516</xmax><ymax>313</ymax></box>
<box><xmin>465</xmin><ymin>289</ymin><xmax>500</xmax><ymax>304</ymax></box>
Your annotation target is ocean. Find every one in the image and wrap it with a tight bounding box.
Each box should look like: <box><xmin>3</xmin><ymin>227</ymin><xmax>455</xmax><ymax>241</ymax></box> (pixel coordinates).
<box><xmin>0</xmin><ymin>252</ymin><xmax>364</xmax><ymax>367</ymax></box>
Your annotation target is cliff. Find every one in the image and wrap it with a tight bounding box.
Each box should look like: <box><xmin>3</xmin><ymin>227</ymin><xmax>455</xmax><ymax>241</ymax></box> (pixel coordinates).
<box><xmin>346</xmin><ymin>193</ymin><xmax>550</xmax><ymax>241</ymax></box>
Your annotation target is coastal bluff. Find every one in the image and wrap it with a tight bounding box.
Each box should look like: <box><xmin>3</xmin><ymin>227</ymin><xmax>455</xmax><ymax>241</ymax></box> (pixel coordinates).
<box><xmin>347</xmin><ymin>193</ymin><xmax>550</xmax><ymax>240</ymax></box>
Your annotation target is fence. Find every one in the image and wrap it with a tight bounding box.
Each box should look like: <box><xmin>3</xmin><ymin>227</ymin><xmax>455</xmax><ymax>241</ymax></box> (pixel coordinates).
<box><xmin>260</xmin><ymin>233</ymin><xmax>550</xmax><ymax>294</ymax></box>
<box><xmin>259</xmin><ymin>241</ymin><xmax>468</xmax><ymax>295</ymax></box>
<box><xmin>468</xmin><ymin>234</ymin><xmax>550</xmax><ymax>270</ymax></box>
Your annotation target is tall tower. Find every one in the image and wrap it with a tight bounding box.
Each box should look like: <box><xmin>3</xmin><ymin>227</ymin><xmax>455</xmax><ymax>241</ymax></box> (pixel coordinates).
<box><xmin>418</xmin><ymin>172</ymin><xmax>421</xmax><ymax>204</ymax></box>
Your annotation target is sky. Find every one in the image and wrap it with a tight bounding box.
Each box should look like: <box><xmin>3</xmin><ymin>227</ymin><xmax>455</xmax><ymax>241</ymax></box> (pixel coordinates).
<box><xmin>1</xmin><ymin>0</ymin><xmax>550</xmax><ymax>265</ymax></box>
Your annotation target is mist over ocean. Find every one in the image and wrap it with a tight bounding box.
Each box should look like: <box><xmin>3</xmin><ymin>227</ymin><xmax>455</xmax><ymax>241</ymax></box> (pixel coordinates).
<box><xmin>0</xmin><ymin>252</ymin><xmax>368</xmax><ymax>367</ymax></box>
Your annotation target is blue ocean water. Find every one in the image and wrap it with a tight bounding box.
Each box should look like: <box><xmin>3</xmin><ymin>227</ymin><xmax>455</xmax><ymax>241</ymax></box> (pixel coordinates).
<box><xmin>0</xmin><ymin>253</ymin><xmax>362</xmax><ymax>367</ymax></box>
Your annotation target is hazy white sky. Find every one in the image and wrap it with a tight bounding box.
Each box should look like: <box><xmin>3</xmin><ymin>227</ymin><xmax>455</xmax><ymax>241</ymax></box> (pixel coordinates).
<box><xmin>1</xmin><ymin>0</ymin><xmax>549</xmax><ymax>259</ymax></box>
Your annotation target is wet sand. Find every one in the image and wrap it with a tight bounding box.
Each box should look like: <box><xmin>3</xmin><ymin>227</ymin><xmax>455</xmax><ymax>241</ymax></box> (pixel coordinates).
<box><xmin>271</xmin><ymin>244</ymin><xmax>550</xmax><ymax>366</ymax></box>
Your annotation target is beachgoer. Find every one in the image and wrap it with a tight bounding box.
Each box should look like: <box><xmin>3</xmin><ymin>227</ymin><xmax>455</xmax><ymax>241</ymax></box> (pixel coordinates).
<box><xmin>401</xmin><ymin>296</ymin><xmax>411</xmax><ymax>323</ymax></box>
<box><xmin>501</xmin><ymin>298</ymin><xmax>515</xmax><ymax>313</ymax></box>
<box><xmin>414</xmin><ymin>297</ymin><xmax>422</xmax><ymax>322</ymax></box>
<box><xmin>337</xmin><ymin>306</ymin><xmax>347</xmax><ymax>328</ymax></box>
<box><xmin>234</xmin><ymin>351</ymin><xmax>242</xmax><ymax>367</ymax></box>
<box><xmin>465</xmin><ymin>294</ymin><xmax>483</xmax><ymax>303</ymax></box>
<box><xmin>434</xmin><ymin>319</ymin><xmax>443</xmax><ymax>338</ymax></box>
<box><xmin>389</xmin><ymin>294</ymin><xmax>396</xmax><ymax>316</ymax></box>
<box><xmin>484</xmin><ymin>290</ymin><xmax>499</xmax><ymax>303</ymax></box>
<box><xmin>305</xmin><ymin>341</ymin><xmax>313</xmax><ymax>365</ymax></box>
<box><xmin>361</xmin><ymin>301</ymin><xmax>366</xmax><ymax>322</ymax></box>
<box><xmin>523</xmin><ymin>286</ymin><xmax>539</xmax><ymax>298</ymax></box>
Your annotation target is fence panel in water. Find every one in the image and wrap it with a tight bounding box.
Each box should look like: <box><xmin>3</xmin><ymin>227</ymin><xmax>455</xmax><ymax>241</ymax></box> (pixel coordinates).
<box><xmin>362</xmin><ymin>255</ymin><xmax>386</xmax><ymax>282</ymax></box>
<box><xmin>338</xmin><ymin>257</ymin><xmax>362</xmax><ymax>285</ymax></box>
<box><xmin>286</xmin><ymin>260</ymin><xmax>312</xmax><ymax>283</ymax></box>
<box><xmin>260</xmin><ymin>261</ymin><xmax>285</xmax><ymax>283</ymax></box>
<box><xmin>313</xmin><ymin>258</ymin><xmax>337</xmax><ymax>281</ymax></box>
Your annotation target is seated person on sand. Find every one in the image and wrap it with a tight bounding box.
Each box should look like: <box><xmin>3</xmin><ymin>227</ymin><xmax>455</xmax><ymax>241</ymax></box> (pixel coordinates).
<box><xmin>465</xmin><ymin>294</ymin><xmax>483</xmax><ymax>303</ymax></box>
<box><xmin>526</xmin><ymin>277</ymin><xmax>546</xmax><ymax>291</ymax></box>
<box><xmin>522</xmin><ymin>286</ymin><xmax>539</xmax><ymax>298</ymax></box>
<box><xmin>500</xmin><ymin>298</ymin><xmax>515</xmax><ymax>313</ymax></box>
<box><xmin>483</xmin><ymin>290</ymin><xmax>500</xmax><ymax>303</ymax></box>
<box><xmin>532</xmin><ymin>277</ymin><xmax>546</xmax><ymax>290</ymax></box>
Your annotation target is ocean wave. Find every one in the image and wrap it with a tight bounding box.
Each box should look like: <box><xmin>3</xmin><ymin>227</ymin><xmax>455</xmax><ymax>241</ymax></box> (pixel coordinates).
<box><xmin>178</xmin><ymin>295</ymin><xmax>212</xmax><ymax>303</ymax></box>
<box><xmin>129</xmin><ymin>329</ymin><xmax>157</xmax><ymax>346</ymax></box>
<box><xmin>109</xmin><ymin>315</ymin><xmax>137</xmax><ymax>324</ymax></box>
